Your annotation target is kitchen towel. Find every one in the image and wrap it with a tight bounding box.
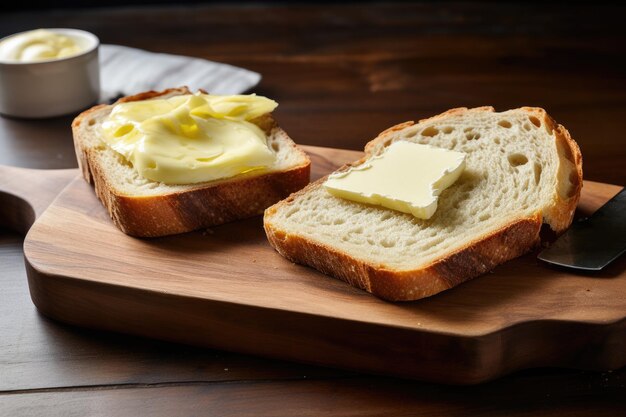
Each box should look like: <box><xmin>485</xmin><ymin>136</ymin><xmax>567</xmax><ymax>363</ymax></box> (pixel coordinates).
<box><xmin>99</xmin><ymin>44</ymin><xmax>261</xmax><ymax>102</ymax></box>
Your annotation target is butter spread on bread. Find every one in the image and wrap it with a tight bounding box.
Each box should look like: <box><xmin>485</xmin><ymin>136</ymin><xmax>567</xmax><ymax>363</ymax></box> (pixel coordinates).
<box><xmin>264</xmin><ymin>107</ymin><xmax>582</xmax><ymax>301</ymax></box>
<box><xmin>72</xmin><ymin>87</ymin><xmax>310</xmax><ymax>237</ymax></box>
<box><xmin>101</xmin><ymin>94</ymin><xmax>278</xmax><ymax>184</ymax></box>
<box><xmin>323</xmin><ymin>141</ymin><xmax>465</xmax><ymax>219</ymax></box>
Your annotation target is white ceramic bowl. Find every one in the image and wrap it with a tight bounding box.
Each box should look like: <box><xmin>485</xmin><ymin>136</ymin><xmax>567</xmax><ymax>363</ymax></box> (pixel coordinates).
<box><xmin>0</xmin><ymin>28</ymin><xmax>100</xmax><ymax>119</ymax></box>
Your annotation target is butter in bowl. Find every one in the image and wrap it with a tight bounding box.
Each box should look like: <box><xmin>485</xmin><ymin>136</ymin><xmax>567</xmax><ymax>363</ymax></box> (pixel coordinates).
<box><xmin>0</xmin><ymin>28</ymin><xmax>100</xmax><ymax>118</ymax></box>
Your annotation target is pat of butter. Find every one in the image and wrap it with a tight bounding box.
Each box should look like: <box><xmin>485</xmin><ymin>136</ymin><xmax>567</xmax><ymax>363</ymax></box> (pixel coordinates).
<box><xmin>323</xmin><ymin>141</ymin><xmax>466</xmax><ymax>219</ymax></box>
<box><xmin>101</xmin><ymin>93</ymin><xmax>278</xmax><ymax>185</ymax></box>
<box><xmin>0</xmin><ymin>29</ymin><xmax>83</xmax><ymax>62</ymax></box>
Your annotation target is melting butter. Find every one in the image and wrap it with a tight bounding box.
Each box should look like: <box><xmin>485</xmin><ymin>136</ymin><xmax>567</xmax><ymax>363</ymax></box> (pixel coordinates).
<box><xmin>101</xmin><ymin>93</ymin><xmax>278</xmax><ymax>184</ymax></box>
<box><xmin>323</xmin><ymin>141</ymin><xmax>466</xmax><ymax>219</ymax></box>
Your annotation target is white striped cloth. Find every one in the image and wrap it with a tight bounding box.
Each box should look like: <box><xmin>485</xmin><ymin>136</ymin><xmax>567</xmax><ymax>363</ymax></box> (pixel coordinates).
<box><xmin>99</xmin><ymin>44</ymin><xmax>261</xmax><ymax>102</ymax></box>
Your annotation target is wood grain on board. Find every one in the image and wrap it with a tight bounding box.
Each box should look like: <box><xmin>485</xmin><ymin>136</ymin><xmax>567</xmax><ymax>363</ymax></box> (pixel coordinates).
<box><xmin>0</xmin><ymin>146</ymin><xmax>619</xmax><ymax>384</ymax></box>
<box><xmin>1</xmin><ymin>2</ymin><xmax>625</xmax><ymax>414</ymax></box>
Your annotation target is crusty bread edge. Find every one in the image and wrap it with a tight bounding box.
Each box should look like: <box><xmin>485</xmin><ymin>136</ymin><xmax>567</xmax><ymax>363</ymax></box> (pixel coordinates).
<box><xmin>264</xmin><ymin>106</ymin><xmax>583</xmax><ymax>301</ymax></box>
<box><xmin>265</xmin><ymin>176</ymin><xmax>542</xmax><ymax>301</ymax></box>
<box><xmin>72</xmin><ymin>87</ymin><xmax>311</xmax><ymax>237</ymax></box>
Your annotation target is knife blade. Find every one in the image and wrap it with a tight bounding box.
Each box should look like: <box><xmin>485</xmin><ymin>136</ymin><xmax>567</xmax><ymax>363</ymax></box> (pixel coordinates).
<box><xmin>538</xmin><ymin>188</ymin><xmax>626</xmax><ymax>270</ymax></box>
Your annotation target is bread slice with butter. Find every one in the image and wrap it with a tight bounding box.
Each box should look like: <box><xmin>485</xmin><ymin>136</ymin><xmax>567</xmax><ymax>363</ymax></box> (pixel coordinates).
<box><xmin>72</xmin><ymin>87</ymin><xmax>310</xmax><ymax>237</ymax></box>
<box><xmin>264</xmin><ymin>107</ymin><xmax>582</xmax><ymax>301</ymax></box>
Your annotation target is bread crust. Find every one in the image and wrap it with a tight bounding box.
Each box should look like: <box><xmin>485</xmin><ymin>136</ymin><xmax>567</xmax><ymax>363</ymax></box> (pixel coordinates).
<box><xmin>522</xmin><ymin>107</ymin><xmax>583</xmax><ymax>233</ymax></box>
<box><xmin>72</xmin><ymin>87</ymin><xmax>311</xmax><ymax>237</ymax></box>
<box><xmin>266</xmin><ymin>196</ymin><xmax>541</xmax><ymax>301</ymax></box>
<box><xmin>265</xmin><ymin>106</ymin><xmax>583</xmax><ymax>301</ymax></box>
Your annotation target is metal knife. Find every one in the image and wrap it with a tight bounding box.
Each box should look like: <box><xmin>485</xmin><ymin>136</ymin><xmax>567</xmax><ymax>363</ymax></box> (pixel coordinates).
<box><xmin>538</xmin><ymin>188</ymin><xmax>626</xmax><ymax>271</ymax></box>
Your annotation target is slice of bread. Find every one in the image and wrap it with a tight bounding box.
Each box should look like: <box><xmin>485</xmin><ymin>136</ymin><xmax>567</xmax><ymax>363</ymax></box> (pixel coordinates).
<box><xmin>264</xmin><ymin>107</ymin><xmax>582</xmax><ymax>301</ymax></box>
<box><xmin>72</xmin><ymin>87</ymin><xmax>310</xmax><ymax>237</ymax></box>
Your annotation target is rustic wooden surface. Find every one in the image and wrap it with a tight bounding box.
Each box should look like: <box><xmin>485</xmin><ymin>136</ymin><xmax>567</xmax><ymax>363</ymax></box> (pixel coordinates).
<box><xmin>12</xmin><ymin>145</ymin><xmax>625</xmax><ymax>383</ymax></box>
<box><xmin>1</xmin><ymin>2</ymin><xmax>625</xmax><ymax>415</ymax></box>
<box><xmin>1</xmin><ymin>3</ymin><xmax>626</xmax><ymax>184</ymax></box>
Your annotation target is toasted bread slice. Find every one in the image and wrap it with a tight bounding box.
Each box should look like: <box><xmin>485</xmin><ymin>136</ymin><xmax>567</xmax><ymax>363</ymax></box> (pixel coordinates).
<box><xmin>264</xmin><ymin>107</ymin><xmax>582</xmax><ymax>301</ymax></box>
<box><xmin>73</xmin><ymin>87</ymin><xmax>310</xmax><ymax>237</ymax></box>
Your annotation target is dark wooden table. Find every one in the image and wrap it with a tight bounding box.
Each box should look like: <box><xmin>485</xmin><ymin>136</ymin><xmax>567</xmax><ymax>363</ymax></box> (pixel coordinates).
<box><xmin>1</xmin><ymin>3</ymin><xmax>625</xmax><ymax>415</ymax></box>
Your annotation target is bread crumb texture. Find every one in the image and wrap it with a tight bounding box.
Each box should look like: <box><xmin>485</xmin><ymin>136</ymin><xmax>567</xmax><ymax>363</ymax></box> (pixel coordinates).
<box><xmin>265</xmin><ymin>107</ymin><xmax>582</xmax><ymax>290</ymax></box>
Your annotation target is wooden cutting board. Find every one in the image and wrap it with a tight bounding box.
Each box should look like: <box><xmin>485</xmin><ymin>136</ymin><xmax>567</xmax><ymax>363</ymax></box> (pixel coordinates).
<box><xmin>2</xmin><ymin>145</ymin><xmax>624</xmax><ymax>384</ymax></box>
